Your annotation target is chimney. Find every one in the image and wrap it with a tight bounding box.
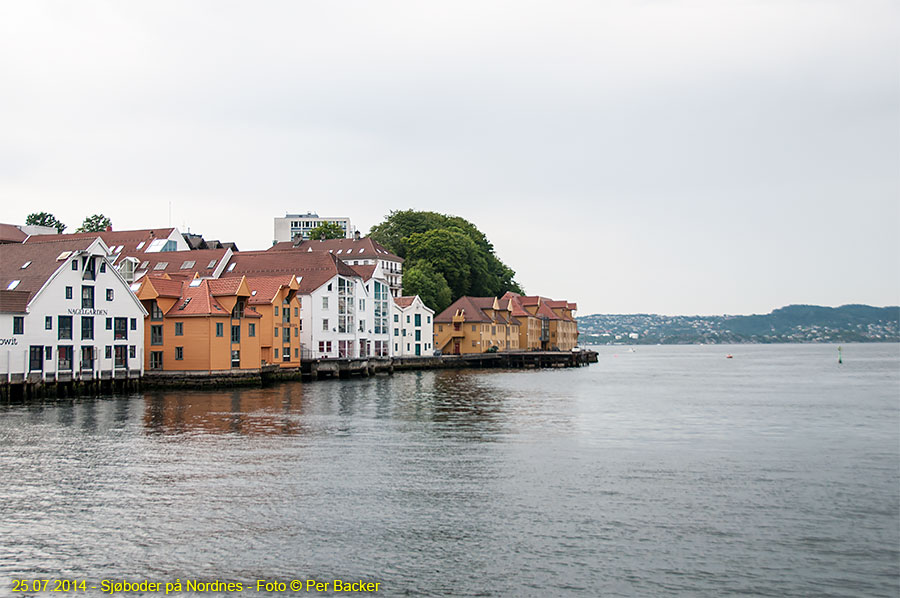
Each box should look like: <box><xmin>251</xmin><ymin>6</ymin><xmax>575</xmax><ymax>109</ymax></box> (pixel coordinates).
<box><xmin>354</xmin><ymin>230</ymin><xmax>361</xmax><ymax>241</ymax></box>
<box><xmin>106</xmin><ymin>225</ymin><xmax>112</xmax><ymax>232</ymax></box>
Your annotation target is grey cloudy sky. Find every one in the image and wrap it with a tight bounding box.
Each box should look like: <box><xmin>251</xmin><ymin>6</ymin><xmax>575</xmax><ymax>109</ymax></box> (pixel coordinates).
<box><xmin>2</xmin><ymin>1</ymin><xmax>897</xmax><ymax>315</ymax></box>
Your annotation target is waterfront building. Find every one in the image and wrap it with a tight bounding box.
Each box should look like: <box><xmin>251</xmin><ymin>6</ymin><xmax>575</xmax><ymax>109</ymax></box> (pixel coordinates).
<box><xmin>134</xmin><ymin>275</ymin><xmax>262</xmax><ymax>372</ymax></box>
<box><xmin>350</xmin><ymin>264</ymin><xmax>393</xmax><ymax>357</ymax></box>
<box><xmin>244</xmin><ymin>275</ymin><xmax>303</xmax><ymax>367</ymax></box>
<box><xmin>273</xmin><ymin>213</ymin><xmax>355</xmax><ymax>244</ymax></box>
<box><xmin>0</xmin><ymin>237</ymin><xmax>147</xmax><ymax>382</ymax></box>
<box><xmin>433</xmin><ymin>296</ymin><xmax>520</xmax><ymax>355</ymax></box>
<box><xmin>220</xmin><ymin>251</ymin><xmax>371</xmax><ymax>359</ymax></box>
<box><xmin>268</xmin><ymin>234</ymin><xmax>404</xmax><ymax>297</ymax></box>
<box><xmin>392</xmin><ymin>296</ymin><xmax>435</xmax><ymax>356</ymax></box>
<box><xmin>503</xmin><ymin>292</ymin><xmax>579</xmax><ymax>351</ymax></box>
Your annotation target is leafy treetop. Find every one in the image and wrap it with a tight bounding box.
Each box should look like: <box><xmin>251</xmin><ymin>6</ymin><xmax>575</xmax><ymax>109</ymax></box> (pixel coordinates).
<box><xmin>307</xmin><ymin>221</ymin><xmax>346</xmax><ymax>240</ymax></box>
<box><xmin>25</xmin><ymin>212</ymin><xmax>66</xmax><ymax>233</ymax></box>
<box><xmin>76</xmin><ymin>214</ymin><xmax>112</xmax><ymax>233</ymax></box>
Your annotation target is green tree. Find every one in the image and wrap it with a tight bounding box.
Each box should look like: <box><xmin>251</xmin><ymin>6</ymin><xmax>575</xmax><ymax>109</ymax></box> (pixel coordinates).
<box><xmin>370</xmin><ymin>210</ymin><xmax>523</xmax><ymax>304</ymax></box>
<box><xmin>307</xmin><ymin>221</ymin><xmax>346</xmax><ymax>240</ymax></box>
<box><xmin>402</xmin><ymin>261</ymin><xmax>453</xmax><ymax>313</ymax></box>
<box><xmin>25</xmin><ymin>212</ymin><xmax>66</xmax><ymax>233</ymax></box>
<box><xmin>75</xmin><ymin>214</ymin><xmax>112</xmax><ymax>233</ymax></box>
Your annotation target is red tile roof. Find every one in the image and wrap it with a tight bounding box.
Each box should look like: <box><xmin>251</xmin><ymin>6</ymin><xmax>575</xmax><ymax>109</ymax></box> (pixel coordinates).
<box><xmin>162</xmin><ymin>279</ymin><xmax>260</xmax><ymax>318</ymax></box>
<box><xmin>0</xmin><ymin>224</ymin><xmax>27</xmax><ymax>243</ymax></box>
<box><xmin>245</xmin><ymin>276</ymin><xmax>296</xmax><ymax>305</ymax></box>
<box><xmin>123</xmin><ymin>248</ymin><xmax>229</xmax><ymax>278</ymax></box>
<box><xmin>350</xmin><ymin>264</ymin><xmax>377</xmax><ymax>281</ymax></box>
<box><xmin>0</xmin><ymin>290</ymin><xmax>30</xmax><ymax>313</ymax></box>
<box><xmin>144</xmin><ymin>276</ymin><xmax>185</xmax><ymax>298</ymax></box>
<box><xmin>0</xmin><ymin>237</ymin><xmax>97</xmax><ymax>304</ymax></box>
<box><xmin>268</xmin><ymin>237</ymin><xmax>403</xmax><ymax>262</ymax></box>
<box><xmin>24</xmin><ymin>228</ymin><xmax>178</xmax><ymax>251</ymax></box>
<box><xmin>221</xmin><ymin>250</ymin><xmax>360</xmax><ymax>293</ymax></box>
<box><xmin>393</xmin><ymin>296</ymin><xmax>416</xmax><ymax>308</ymax></box>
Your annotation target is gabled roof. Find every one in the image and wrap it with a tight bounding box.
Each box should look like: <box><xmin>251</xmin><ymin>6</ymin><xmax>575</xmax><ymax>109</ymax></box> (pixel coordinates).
<box><xmin>350</xmin><ymin>264</ymin><xmax>377</xmax><ymax>281</ymax></box>
<box><xmin>268</xmin><ymin>236</ymin><xmax>403</xmax><ymax>263</ymax></box>
<box><xmin>0</xmin><ymin>237</ymin><xmax>96</xmax><ymax>304</ymax></box>
<box><xmin>142</xmin><ymin>277</ymin><xmax>261</xmax><ymax>319</ymax></box>
<box><xmin>435</xmin><ymin>296</ymin><xmax>497</xmax><ymax>323</ymax></box>
<box><xmin>24</xmin><ymin>228</ymin><xmax>179</xmax><ymax>253</ymax></box>
<box><xmin>220</xmin><ymin>250</ymin><xmax>360</xmax><ymax>294</ymax></box>
<box><xmin>137</xmin><ymin>275</ymin><xmax>185</xmax><ymax>300</ymax></box>
<box><xmin>119</xmin><ymin>248</ymin><xmax>230</xmax><ymax>278</ymax></box>
<box><xmin>393</xmin><ymin>296</ymin><xmax>416</xmax><ymax>308</ymax></box>
<box><xmin>0</xmin><ymin>223</ymin><xmax>27</xmax><ymax>244</ymax></box>
<box><xmin>245</xmin><ymin>275</ymin><xmax>297</xmax><ymax>305</ymax></box>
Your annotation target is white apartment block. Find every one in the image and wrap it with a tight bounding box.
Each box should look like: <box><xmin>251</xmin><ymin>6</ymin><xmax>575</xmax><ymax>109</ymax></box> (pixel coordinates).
<box><xmin>273</xmin><ymin>213</ymin><xmax>355</xmax><ymax>244</ymax></box>
<box><xmin>0</xmin><ymin>238</ymin><xmax>148</xmax><ymax>382</ymax></box>
<box><xmin>392</xmin><ymin>296</ymin><xmax>435</xmax><ymax>357</ymax></box>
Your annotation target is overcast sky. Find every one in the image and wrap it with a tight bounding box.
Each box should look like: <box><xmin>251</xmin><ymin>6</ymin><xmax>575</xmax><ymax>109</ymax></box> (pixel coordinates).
<box><xmin>1</xmin><ymin>1</ymin><xmax>897</xmax><ymax>315</ymax></box>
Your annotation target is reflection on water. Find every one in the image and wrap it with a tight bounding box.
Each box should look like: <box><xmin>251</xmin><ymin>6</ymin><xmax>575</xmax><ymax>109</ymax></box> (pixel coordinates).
<box><xmin>1</xmin><ymin>345</ymin><xmax>898</xmax><ymax>597</ymax></box>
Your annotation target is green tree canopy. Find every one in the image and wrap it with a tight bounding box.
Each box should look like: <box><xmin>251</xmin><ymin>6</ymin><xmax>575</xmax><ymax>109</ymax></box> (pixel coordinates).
<box><xmin>307</xmin><ymin>221</ymin><xmax>346</xmax><ymax>240</ymax></box>
<box><xmin>369</xmin><ymin>210</ymin><xmax>523</xmax><ymax>308</ymax></box>
<box><xmin>402</xmin><ymin>262</ymin><xmax>453</xmax><ymax>313</ymax></box>
<box><xmin>76</xmin><ymin>214</ymin><xmax>112</xmax><ymax>233</ymax></box>
<box><xmin>25</xmin><ymin>212</ymin><xmax>66</xmax><ymax>233</ymax></box>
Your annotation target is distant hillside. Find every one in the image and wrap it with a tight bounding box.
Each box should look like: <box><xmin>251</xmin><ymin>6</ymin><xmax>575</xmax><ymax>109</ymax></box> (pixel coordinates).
<box><xmin>577</xmin><ymin>304</ymin><xmax>900</xmax><ymax>345</ymax></box>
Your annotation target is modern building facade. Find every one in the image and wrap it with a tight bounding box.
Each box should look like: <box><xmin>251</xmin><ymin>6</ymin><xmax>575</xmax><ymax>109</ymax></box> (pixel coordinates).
<box><xmin>0</xmin><ymin>237</ymin><xmax>147</xmax><ymax>382</ymax></box>
<box><xmin>392</xmin><ymin>296</ymin><xmax>435</xmax><ymax>356</ymax></box>
<box><xmin>273</xmin><ymin>213</ymin><xmax>355</xmax><ymax>244</ymax></box>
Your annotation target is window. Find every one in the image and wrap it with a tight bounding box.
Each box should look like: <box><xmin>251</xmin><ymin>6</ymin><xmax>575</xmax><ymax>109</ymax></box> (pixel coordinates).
<box><xmin>114</xmin><ymin>345</ymin><xmax>127</xmax><ymax>368</ymax></box>
<box><xmin>406</xmin><ymin>315</ymin><xmax>410</xmax><ymax>323</ymax></box>
<box><xmin>82</xmin><ymin>286</ymin><xmax>94</xmax><ymax>309</ymax></box>
<box><xmin>150</xmin><ymin>301</ymin><xmax>163</xmax><ymax>320</ymax></box>
<box><xmin>274</xmin><ymin>327</ymin><xmax>279</xmax><ymax>338</ymax></box>
<box><xmin>45</xmin><ymin>316</ymin><xmax>52</xmax><ymax>330</ymax></box>
<box><xmin>394</xmin><ymin>328</ymin><xmax>398</xmax><ymax>336</ymax></box>
<box><xmin>294</xmin><ymin>327</ymin><xmax>298</xmax><ymax>337</ymax></box>
<box><xmin>130</xmin><ymin>318</ymin><xmax>137</xmax><ymax>330</ymax></box>
<box><xmin>248</xmin><ymin>323</ymin><xmax>255</xmax><ymax>337</ymax></box>
<box><xmin>415</xmin><ymin>314</ymin><xmax>421</xmax><ymax>327</ymax></box>
<box><xmin>58</xmin><ymin>316</ymin><xmax>72</xmax><ymax>340</ymax></box>
<box><xmin>81</xmin><ymin>346</ymin><xmax>94</xmax><ymax>370</ymax></box>
<box><xmin>13</xmin><ymin>316</ymin><xmax>24</xmax><ymax>335</ymax></box>
<box><xmin>150</xmin><ymin>351</ymin><xmax>163</xmax><ymax>370</ymax></box>
<box><xmin>427</xmin><ymin>316</ymin><xmax>431</xmax><ymax>323</ymax></box>
<box><xmin>151</xmin><ymin>325</ymin><xmax>163</xmax><ymax>345</ymax></box>
<box><xmin>294</xmin><ymin>307</ymin><xmax>298</xmax><ymax>317</ymax></box>
<box><xmin>129</xmin><ymin>345</ymin><xmax>136</xmax><ymax>358</ymax></box>
<box><xmin>106</xmin><ymin>317</ymin><xmax>112</xmax><ymax>330</ymax></box>
<box><xmin>72</xmin><ymin>260</ymin><xmax>78</xmax><ymax>271</ymax></box>
<box><xmin>402</xmin><ymin>329</ymin><xmax>406</xmax><ymax>337</ymax></box>
<box><xmin>81</xmin><ymin>316</ymin><xmax>94</xmax><ymax>340</ymax></box>
<box><xmin>439</xmin><ymin>325</ymin><xmax>443</xmax><ymax>332</ymax></box>
<box><xmin>394</xmin><ymin>314</ymin><xmax>399</xmax><ymax>322</ymax></box>
<box><xmin>322</xmin><ymin>318</ymin><xmax>328</xmax><ymax>331</ymax></box>
<box><xmin>231</xmin><ymin>350</ymin><xmax>240</xmax><ymax>368</ymax></box>
<box><xmin>175</xmin><ymin>346</ymin><xmax>183</xmax><ymax>360</ymax></box>
<box><xmin>65</xmin><ymin>286</ymin><xmax>73</xmax><ymax>299</ymax></box>
<box><xmin>175</xmin><ymin>322</ymin><xmax>183</xmax><ymax>336</ymax></box>
<box><xmin>274</xmin><ymin>306</ymin><xmax>279</xmax><ymax>317</ymax></box>
<box><xmin>105</xmin><ymin>346</ymin><xmax>112</xmax><ymax>359</ymax></box>
<box><xmin>58</xmin><ymin>346</ymin><xmax>73</xmax><ymax>371</ymax></box>
<box><xmin>294</xmin><ymin>348</ymin><xmax>298</xmax><ymax>358</ymax></box>
<box><xmin>106</xmin><ymin>289</ymin><xmax>114</xmax><ymax>301</ymax></box>
<box><xmin>282</xmin><ymin>347</ymin><xmax>290</xmax><ymax>362</ymax></box>
<box><xmin>322</xmin><ymin>296</ymin><xmax>328</xmax><ymax>309</ymax></box>
<box><xmin>231</xmin><ymin>325</ymin><xmax>240</xmax><ymax>342</ymax></box>
<box><xmin>472</xmin><ymin>325</ymin><xmax>476</xmax><ymax>332</ymax></box>
<box><xmin>359</xmin><ymin>299</ymin><xmax>365</xmax><ymax>311</ymax></box>
<box><xmin>216</xmin><ymin>323</ymin><xmax>224</xmax><ymax>337</ymax></box>
<box><xmin>180</xmin><ymin>260</ymin><xmax>195</xmax><ymax>270</ymax></box>
<box><xmin>415</xmin><ymin>330</ymin><xmax>421</xmax><ymax>341</ymax></box>
<box><xmin>114</xmin><ymin>318</ymin><xmax>127</xmax><ymax>340</ymax></box>
<box><xmin>100</xmin><ymin>262</ymin><xmax>106</xmax><ymax>273</ymax></box>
